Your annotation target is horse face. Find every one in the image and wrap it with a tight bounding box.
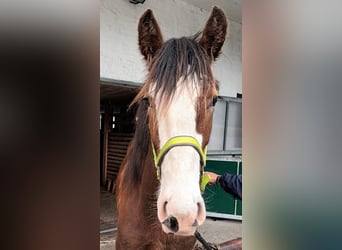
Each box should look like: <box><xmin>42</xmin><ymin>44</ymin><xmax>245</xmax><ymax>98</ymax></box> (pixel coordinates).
<box><xmin>137</xmin><ymin>6</ymin><xmax>228</xmax><ymax>236</ymax></box>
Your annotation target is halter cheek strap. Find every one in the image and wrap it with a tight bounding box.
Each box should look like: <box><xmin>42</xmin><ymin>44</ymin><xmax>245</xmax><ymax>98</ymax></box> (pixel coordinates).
<box><xmin>151</xmin><ymin>136</ymin><xmax>208</xmax><ymax>192</ymax></box>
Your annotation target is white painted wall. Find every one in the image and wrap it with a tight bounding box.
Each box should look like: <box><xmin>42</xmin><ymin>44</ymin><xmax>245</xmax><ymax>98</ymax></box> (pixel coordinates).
<box><xmin>100</xmin><ymin>0</ymin><xmax>241</xmax><ymax>97</ymax></box>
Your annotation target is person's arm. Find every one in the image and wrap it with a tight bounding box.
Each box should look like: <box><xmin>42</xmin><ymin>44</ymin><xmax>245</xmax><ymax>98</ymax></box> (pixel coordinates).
<box><xmin>217</xmin><ymin>173</ymin><xmax>242</xmax><ymax>200</ymax></box>
<box><xmin>204</xmin><ymin>171</ymin><xmax>242</xmax><ymax>199</ymax></box>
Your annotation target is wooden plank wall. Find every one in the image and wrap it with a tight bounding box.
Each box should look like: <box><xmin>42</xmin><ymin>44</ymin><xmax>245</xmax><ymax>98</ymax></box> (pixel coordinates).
<box><xmin>106</xmin><ymin>132</ymin><xmax>133</xmax><ymax>182</ymax></box>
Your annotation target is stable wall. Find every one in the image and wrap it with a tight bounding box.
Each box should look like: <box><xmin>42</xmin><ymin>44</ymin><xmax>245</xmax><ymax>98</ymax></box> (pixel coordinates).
<box><xmin>100</xmin><ymin>0</ymin><xmax>242</xmax><ymax>97</ymax></box>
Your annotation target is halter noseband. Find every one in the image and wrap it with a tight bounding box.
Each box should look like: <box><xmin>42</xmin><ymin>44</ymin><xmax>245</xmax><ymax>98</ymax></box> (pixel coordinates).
<box><xmin>151</xmin><ymin>136</ymin><xmax>209</xmax><ymax>192</ymax></box>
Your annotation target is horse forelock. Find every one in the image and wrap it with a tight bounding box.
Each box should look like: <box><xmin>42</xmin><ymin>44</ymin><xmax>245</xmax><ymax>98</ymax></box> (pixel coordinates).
<box><xmin>145</xmin><ymin>34</ymin><xmax>215</xmax><ymax>110</ymax></box>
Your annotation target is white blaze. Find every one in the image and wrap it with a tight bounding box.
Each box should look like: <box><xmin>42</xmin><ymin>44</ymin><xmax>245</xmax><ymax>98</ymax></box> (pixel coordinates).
<box><xmin>153</xmin><ymin>79</ymin><xmax>206</xmax><ymax>235</ymax></box>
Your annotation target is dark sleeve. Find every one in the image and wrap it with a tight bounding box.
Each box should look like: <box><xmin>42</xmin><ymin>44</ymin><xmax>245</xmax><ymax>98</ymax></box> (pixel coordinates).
<box><xmin>218</xmin><ymin>173</ymin><xmax>242</xmax><ymax>200</ymax></box>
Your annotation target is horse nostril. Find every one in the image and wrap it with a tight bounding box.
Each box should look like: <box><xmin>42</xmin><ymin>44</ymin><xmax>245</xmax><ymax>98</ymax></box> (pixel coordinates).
<box><xmin>196</xmin><ymin>202</ymin><xmax>206</xmax><ymax>225</ymax></box>
<box><xmin>192</xmin><ymin>219</ymin><xmax>199</xmax><ymax>227</ymax></box>
<box><xmin>163</xmin><ymin>201</ymin><xmax>168</xmax><ymax>215</ymax></box>
<box><xmin>162</xmin><ymin>215</ymin><xmax>179</xmax><ymax>233</ymax></box>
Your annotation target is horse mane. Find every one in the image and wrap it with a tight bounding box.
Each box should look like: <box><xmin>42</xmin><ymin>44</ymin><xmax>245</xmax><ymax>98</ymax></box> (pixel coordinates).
<box><xmin>120</xmin><ymin>98</ymin><xmax>151</xmax><ymax>187</ymax></box>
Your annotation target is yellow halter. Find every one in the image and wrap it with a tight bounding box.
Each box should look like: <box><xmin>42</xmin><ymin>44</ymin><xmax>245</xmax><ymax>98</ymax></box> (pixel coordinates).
<box><xmin>151</xmin><ymin>136</ymin><xmax>209</xmax><ymax>192</ymax></box>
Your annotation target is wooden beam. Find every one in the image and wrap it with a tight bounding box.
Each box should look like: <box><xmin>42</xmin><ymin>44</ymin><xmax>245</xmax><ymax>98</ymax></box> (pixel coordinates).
<box><xmin>102</xmin><ymin>103</ymin><xmax>112</xmax><ymax>185</ymax></box>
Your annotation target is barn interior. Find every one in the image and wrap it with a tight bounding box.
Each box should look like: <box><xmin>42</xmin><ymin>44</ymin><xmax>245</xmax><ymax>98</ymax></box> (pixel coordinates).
<box><xmin>100</xmin><ymin>78</ymin><xmax>139</xmax><ymax>187</ymax></box>
<box><xmin>100</xmin><ymin>78</ymin><xmax>140</xmax><ymax>246</ymax></box>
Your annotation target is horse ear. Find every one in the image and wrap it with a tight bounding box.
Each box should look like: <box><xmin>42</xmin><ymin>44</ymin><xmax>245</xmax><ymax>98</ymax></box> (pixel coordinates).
<box><xmin>200</xmin><ymin>6</ymin><xmax>228</xmax><ymax>60</ymax></box>
<box><xmin>138</xmin><ymin>9</ymin><xmax>164</xmax><ymax>62</ymax></box>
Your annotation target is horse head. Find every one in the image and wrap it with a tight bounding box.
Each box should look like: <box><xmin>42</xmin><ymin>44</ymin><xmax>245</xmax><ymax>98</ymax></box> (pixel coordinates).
<box><xmin>136</xmin><ymin>6</ymin><xmax>228</xmax><ymax>236</ymax></box>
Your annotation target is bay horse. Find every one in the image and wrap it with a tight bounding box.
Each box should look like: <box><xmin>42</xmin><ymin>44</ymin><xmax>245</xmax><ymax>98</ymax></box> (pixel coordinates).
<box><xmin>116</xmin><ymin>6</ymin><xmax>228</xmax><ymax>250</ymax></box>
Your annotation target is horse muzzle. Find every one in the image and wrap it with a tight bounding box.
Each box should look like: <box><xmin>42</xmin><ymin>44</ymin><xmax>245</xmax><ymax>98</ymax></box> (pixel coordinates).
<box><xmin>158</xmin><ymin>197</ymin><xmax>206</xmax><ymax>236</ymax></box>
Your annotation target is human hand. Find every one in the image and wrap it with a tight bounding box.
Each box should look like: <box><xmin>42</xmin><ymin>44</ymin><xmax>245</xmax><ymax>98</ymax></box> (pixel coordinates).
<box><xmin>204</xmin><ymin>171</ymin><xmax>220</xmax><ymax>185</ymax></box>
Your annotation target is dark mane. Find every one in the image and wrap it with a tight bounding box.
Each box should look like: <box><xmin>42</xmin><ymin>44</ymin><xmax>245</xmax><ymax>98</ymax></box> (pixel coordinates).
<box><xmin>146</xmin><ymin>33</ymin><xmax>214</xmax><ymax>107</ymax></box>
<box><xmin>122</xmin><ymin>98</ymin><xmax>150</xmax><ymax>185</ymax></box>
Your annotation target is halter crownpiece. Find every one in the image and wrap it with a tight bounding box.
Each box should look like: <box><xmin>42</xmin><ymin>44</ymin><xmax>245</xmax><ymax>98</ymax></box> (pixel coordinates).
<box><xmin>151</xmin><ymin>136</ymin><xmax>208</xmax><ymax>192</ymax></box>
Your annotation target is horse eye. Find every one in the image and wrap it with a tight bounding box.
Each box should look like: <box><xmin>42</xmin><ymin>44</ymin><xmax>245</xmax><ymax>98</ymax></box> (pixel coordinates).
<box><xmin>142</xmin><ymin>97</ymin><xmax>150</xmax><ymax>107</ymax></box>
<box><xmin>212</xmin><ymin>96</ymin><xmax>218</xmax><ymax>106</ymax></box>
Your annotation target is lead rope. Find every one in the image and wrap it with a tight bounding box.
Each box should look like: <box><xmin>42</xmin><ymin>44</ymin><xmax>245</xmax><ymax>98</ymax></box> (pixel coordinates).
<box><xmin>195</xmin><ymin>231</ymin><xmax>218</xmax><ymax>250</ymax></box>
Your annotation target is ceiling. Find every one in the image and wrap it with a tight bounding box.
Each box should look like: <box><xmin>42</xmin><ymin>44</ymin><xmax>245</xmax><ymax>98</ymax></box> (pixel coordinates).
<box><xmin>100</xmin><ymin>81</ymin><xmax>139</xmax><ymax>105</ymax></box>
<box><xmin>183</xmin><ymin>0</ymin><xmax>242</xmax><ymax>24</ymax></box>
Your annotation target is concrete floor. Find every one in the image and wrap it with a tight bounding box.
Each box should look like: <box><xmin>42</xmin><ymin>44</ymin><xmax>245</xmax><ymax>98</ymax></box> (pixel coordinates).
<box><xmin>100</xmin><ymin>187</ymin><xmax>242</xmax><ymax>249</ymax></box>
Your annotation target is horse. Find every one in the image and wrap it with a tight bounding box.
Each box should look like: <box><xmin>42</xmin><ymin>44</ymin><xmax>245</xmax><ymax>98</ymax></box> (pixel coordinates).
<box><xmin>116</xmin><ymin>6</ymin><xmax>228</xmax><ymax>250</ymax></box>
